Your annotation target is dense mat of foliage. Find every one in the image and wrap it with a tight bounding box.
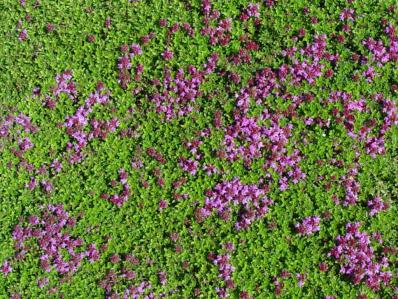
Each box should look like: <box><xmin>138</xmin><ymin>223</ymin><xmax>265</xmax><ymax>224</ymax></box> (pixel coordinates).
<box><xmin>1</xmin><ymin>0</ymin><xmax>397</xmax><ymax>298</ymax></box>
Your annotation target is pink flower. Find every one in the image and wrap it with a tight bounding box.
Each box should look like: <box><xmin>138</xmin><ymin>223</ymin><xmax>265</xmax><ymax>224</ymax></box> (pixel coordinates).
<box><xmin>37</xmin><ymin>277</ymin><xmax>49</xmax><ymax>288</ymax></box>
<box><xmin>159</xmin><ymin>199</ymin><xmax>168</xmax><ymax>210</ymax></box>
<box><xmin>329</xmin><ymin>222</ymin><xmax>392</xmax><ymax>290</ymax></box>
<box><xmin>118</xmin><ymin>55</ymin><xmax>131</xmax><ymax>69</ymax></box>
<box><xmin>178</xmin><ymin>157</ymin><xmax>199</xmax><ymax>175</ymax></box>
<box><xmin>295</xmin><ymin>216</ymin><xmax>320</xmax><ymax>236</ymax></box>
<box><xmin>158</xmin><ymin>271</ymin><xmax>167</xmax><ymax>285</ymax></box>
<box><xmin>296</xmin><ymin>273</ymin><xmax>307</xmax><ymax>287</ymax></box>
<box><xmin>159</xmin><ymin>18</ymin><xmax>167</xmax><ymax>27</ymax></box>
<box><xmin>162</xmin><ymin>49</ymin><xmax>174</xmax><ymax>61</ymax></box>
<box><xmin>363</xmin><ymin>66</ymin><xmax>376</xmax><ymax>82</ymax></box>
<box><xmin>368</xmin><ymin>197</ymin><xmax>389</xmax><ymax>216</ymax></box>
<box><xmin>130</xmin><ymin>43</ymin><xmax>142</xmax><ymax>56</ymax></box>
<box><xmin>18</xmin><ymin>29</ymin><xmax>28</xmax><ymax>41</ymax></box>
<box><xmin>86</xmin><ymin>244</ymin><xmax>100</xmax><ymax>262</ymax></box>
<box><xmin>1</xmin><ymin>260</ymin><xmax>12</xmax><ymax>276</ymax></box>
<box><xmin>339</xmin><ymin>8</ymin><xmax>355</xmax><ymax>21</ymax></box>
<box><xmin>105</xmin><ymin>16</ymin><xmax>111</xmax><ymax>29</ymax></box>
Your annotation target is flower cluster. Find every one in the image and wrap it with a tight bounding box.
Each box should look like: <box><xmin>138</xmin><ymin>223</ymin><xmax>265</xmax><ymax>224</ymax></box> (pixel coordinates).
<box><xmin>340</xmin><ymin>163</ymin><xmax>360</xmax><ymax>206</ymax></box>
<box><xmin>161</xmin><ymin>48</ymin><xmax>174</xmax><ymax>61</ymax></box>
<box><xmin>150</xmin><ymin>53</ymin><xmax>218</xmax><ymax>120</ymax></box>
<box><xmin>239</xmin><ymin>3</ymin><xmax>260</xmax><ymax>21</ymax></box>
<box><xmin>363</xmin><ymin>24</ymin><xmax>398</xmax><ymax>65</ymax></box>
<box><xmin>101</xmin><ymin>168</ymin><xmax>131</xmax><ymax>207</ymax></box>
<box><xmin>1</xmin><ymin>260</ymin><xmax>12</xmax><ymax>276</ymax></box>
<box><xmin>367</xmin><ymin>196</ymin><xmax>389</xmax><ymax>216</ymax></box>
<box><xmin>146</xmin><ymin>147</ymin><xmax>166</xmax><ymax>164</ymax></box>
<box><xmin>0</xmin><ymin>113</ymin><xmax>37</xmax><ymax>138</ymax></box>
<box><xmin>89</xmin><ymin>117</ymin><xmax>119</xmax><ymax>140</ymax></box>
<box><xmin>18</xmin><ymin>28</ymin><xmax>28</xmax><ymax>41</ymax></box>
<box><xmin>223</xmin><ymin>114</ymin><xmax>264</xmax><ymax>163</ymax></box>
<box><xmin>362</xmin><ymin>95</ymin><xmax>398</xmax><ymax>158</ymax></box>
<box><xmin>295</xmin><ymin>216</ymin><xmax>321</xmax><ymax>236</ymax></box>
<box><xmin>53</xmin><ymin>70</ymin><xmax>78</xmax><ymax>100</ymax></box>
<box><xmin>98</xmin><ymin>254</ymin><xmax>161</xmax><ymax>299</ymax></box>
<box><xmin>329</xmin><ymin>222</ymin><xmax>392</xmax><ymax>291</ymax></box>
<box><xmin>4</xmin><ymin>204</ymin><xmax>100</xmax><ymax>278</ymax></box>
<box><xmin>39</xmin><ymin>70</ymin><xmax>78</xmax><ymax>109</ymax></box>
<box><xmin>281</xmin><ymin>34</ymin><xmax>338</xmax><ymax>85</ymax></box>
<box><xmin>362</xmin><ymin>66</ymin><xmax>376</xmax><ymax>82</ymax></box>
<box><xmin>272</xmin><ymin>269</ymin><xmax>294</xmax><ymax>295</ymax></box>
<box><xmin>200</xmin><ymin>1</ymin><xmax>232</xmax><ymax>46</ymax></box>
<box><xmin>64</xmin><ymin>81</ymin><xmax>114</xmax><ymax>164</ymax></box>
<box><xmin>178</xmin><ymin>157</ymin><xmax>199</xmax><ymax>176</ymax></box>
<box><xmin>100</xmin><ymin>271</ymin><xmax>153</xmax><ymax>299</ymax></box>
<box><xmin>117</xmin><ymin>43</ymin><xmax>143</xmax><ymax>89</ymax></box>
<box><xmin>339</xmin><ymin>8</ymin><xmax>355</xmax><ymax>22</ymax></box>
<box><xmin>222</xmin><ymin>105</ymin><xmax>305</xmax><ymax>190</ymax></box>
<box><xmin>197</xmin><ymin>178</ymin><xmax>273</xmax><ymax>230</ymax></box>
<box><xmin>325</xmin><ymin>91</ymin><xmax>397</xmax><ymax>161</ymax></box>
<box><xmin>208</xmin><ymin>251</ymin><xmax>235</xmax><ymax>298</ymax></box>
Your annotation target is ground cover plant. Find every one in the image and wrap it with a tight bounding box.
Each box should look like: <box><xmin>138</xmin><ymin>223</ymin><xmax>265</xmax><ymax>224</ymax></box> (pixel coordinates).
<box><xmin>0</xmin><ymin>0</ymin><xmax>397</xmax><ymax>298</ymax></box>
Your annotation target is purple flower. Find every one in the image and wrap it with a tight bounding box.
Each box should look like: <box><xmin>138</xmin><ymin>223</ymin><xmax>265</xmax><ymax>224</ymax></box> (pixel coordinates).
<box><xmin>37</xmin><ymin>277</ymin><xmax>49</xmax><ymax>288</ymax></box>
<box><xmin>212</xmin><ymin>251</ymin><xmax>236</xmax><ymax>298</ymax></box>
<box><xmin>130</xmin><ymin>43</ymin><xmax>142</xmax><ymax>56</ymax></box>
<box><xmin>18</xmin><ymin>28</ymin><xmax>28</xmax><ymax>41</ymax></box>
<box><xmin>118</xmin><ymin>55</ymin><xmax>131</xmax><ymax>70</ymax></box>
<box><xmin>339</xmin><ymin>8</ymin><xmax>355</xmax><ymax>21</ymax></box>
<box><xmin>26</xmin><ymin>177</ymin><xmax>37</xmax><ymax>191</ymax></box>
<box><xmin>329</xmin><ymin>222</ymin><xmax>392</xmax><ymax>290</ymax></box>
<box><xmin>161</xmin><ymin>49</ymin><xmax>174</xmax><ymax>61</ymax></box>
<box><xmin>296</xmin><ymin>273</ymin><xmax>307</xmax><ymax>287</ymax></box>
<box><xmin>18</xmin><ymin>137</ymin><xmax>34</xmax><ymax>151</ymax></box>
<box><xmin>363</xmin><ymin>66</ymin><xmax>376</xmax><ymax>82</ymax></box>
<box><xmin>86</xmin><ymin>244</ymin><xmax>100</xmax><ymax>262</ymax></box>
<box><xmin>367</xmin><ymin>196</ymin><xmax>389</xmax><ymax>216</ymax></box>
<box><xmin>1</xmin><ymin>260</ymin><xmax>12</xmax><ymax>276</ymax></box>
<box><xmin>50</xmin><ymin>159</ymin><xmax>62</xmax><ymax>173</ymax></box>
<box><xmin>105</xmin><ymin>16</ymin><xmax>111</xmax><ymax>29</ymax></box>
<box><xmin>295</xmin><ymin>216</ymin><xmax>320</xmax><ymax>236</ymax></box>
<box><xmin>223</xmin><ymin>241</ymin><xmax>235</xmax><ymax>252</ymax></box>
<box><xmin>158</xmin><ymin>271</ymin><xmax>167</xmax><ymax>285</ymax></box>
<box><xmin>178</xmin><ymin>157</ymin><xmax>199</xmax><ymax>175</ymax></box>
<box><xmin>159</xmin><ymin>199</ymin><xmax>168</xmax><ymax>210</ymax></box>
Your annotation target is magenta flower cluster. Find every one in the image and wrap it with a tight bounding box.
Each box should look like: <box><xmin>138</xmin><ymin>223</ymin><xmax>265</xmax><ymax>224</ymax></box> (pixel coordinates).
<box><xmin>326</xmin><ymin>91</ymin><xmax>397</xmax><ymax>160</ymax></box>
<box><xmin>0</xmin><ymin>113</ymin><xmax>37</xmax><ymax>138</ymax></box>
<box><xmin>99</xmin><ymin>254</ymin><xmax>158</xmax><ymax>299</ymax></box>
<box><xmin>200</xmin><ymin>0</ymin><xmax>232</xmax><ymax>46</ymax></box>
<box><xmin>329</xmin><ymin>222</ymin><xmax>392</xmax><ymax>291</ymax></box>
<box><xmin>178</xmin><ymin>157</ymin><xmax>199</xmax><ymax>176</ymax></box>
<box><xmin>101</xmin><ymin>168</ymin><xmax>131</xmax><ymax>207</ymax></box>
<box><xmin>0</xmin><ymin>113</ymin><xmax>38</xmax><ymax>174</ymax></box>
<box><xmin>64</xmin><ymin>80</ymin><xmax>117</xmax><ymax>164</ymax></box>
<box><xmin>150</xmin><ymin>53</ymin><xmax>218</xmax><ymax>120</ymax></box>
<box><xmin>117</xmin><ymin>43</ymin><xmax>143</xmax><ymax>89</ymax></box>
<box><xmin>1</xmin><ymin>260</ymin><xmax>12</xmax><ymax>276</ymax></box>
<box><xmin>367</xmin><ymin>196</ymin><xmax>389</xmax><ymax>216</ymax></box>
<box><xmin>363</xmin><ymin>25</ymin><xmax>398</xmax><ymax>66</ymax></box>
<box><xmin>197</xmin><ymin>178</ymin><xmax>273</xmax><ymax>230</ymax></box>
<box><xmin>3</xmin><ymin>204</ymin><xmax>100</xmax><ymax>278</ymax></box>
<box><xmin>340</xmin><ymin>162</ymin><xmax>360</xmax><ymax>206</ymax></box>
<box><xmin>363</xmin><ymin>94</ymin><xmax>398</xmax><ymax>158</ymax></box>
<box><xmin>38</xmin><ymin>70</ymin><xmax>78</xmax><ymax>109</ymax></box>
<box><xmin>295</xmin><ymin>216</ymin><xmax>321</xmax><ymax>236</ymax></box>
<box><xmin>240</xmin><ymin>3</ymin><xmax>260</xmax><ymax>21</ymax></box>
<box><xmin>208</xmin><ymin>249</ymin><xmax>236</xmax><ymax>298</ymax></box>
<box><xmin>280</xmin><ymin>34</ymin><xmax>338</xmax><ymax>85</ymax></box>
